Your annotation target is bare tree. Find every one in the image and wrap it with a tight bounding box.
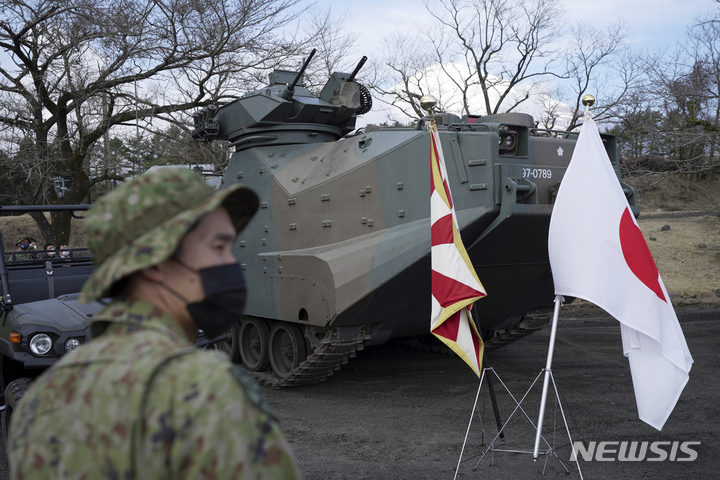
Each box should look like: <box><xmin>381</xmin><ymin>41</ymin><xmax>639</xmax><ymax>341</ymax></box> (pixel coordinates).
<box><xmin>369</xmin><ymin>32</ymin><xmax>450</xmax><ymax>120</ymax></box>
<box><xmin>372</xmin><ymin>0</ymin><xmax>638</xmax><ymax>132</ymax></box>
<box><xmin>611</xmin><ymin>14</ymin><xmax>720</xmax><ymax>181</ymax></box>
<box><xmin>555</xmin><ymin>21</ymin><xmax>639</xmax><ymax>131</ymax></box>
<box><xmin>299</xmin><ymin>7</ymin><xmax>360</xmax><ymax>95</ymax></box>
<box><xmin>686</xmin><ymin>16</ymin><xmax>720</xmax><ymax>163</ymax></box>
<box><xmin>0</xmin><ymin>0</ymin><xmax>302</xmax><ymax>242</ymax></box>
<box><xmin>374</xmin><ymin>0</ymin><xmax>565</xmax><ymax>120</ymax></box>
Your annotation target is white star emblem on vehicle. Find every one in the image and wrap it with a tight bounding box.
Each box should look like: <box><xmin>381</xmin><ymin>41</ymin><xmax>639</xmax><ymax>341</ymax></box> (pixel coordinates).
<box><xmin>557</xmin><ymin>147</ymin><xmax>564</xmax><ymax>156</ymax></box>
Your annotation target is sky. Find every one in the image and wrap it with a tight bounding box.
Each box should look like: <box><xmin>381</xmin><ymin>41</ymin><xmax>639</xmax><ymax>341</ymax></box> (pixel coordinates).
<box><xmin>302</xmin><ymin>0</ymin><xmax>718</xmax><ymax>125</ymax></box>
<box><xmin>307</xmin><ymin>0</ymin><xmax>715</xmax><ymax>53</ymax></box>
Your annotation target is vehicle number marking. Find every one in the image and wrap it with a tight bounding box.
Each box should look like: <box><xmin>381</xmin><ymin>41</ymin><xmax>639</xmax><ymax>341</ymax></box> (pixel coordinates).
<box><xmin>522</xmin><ymin>168</ymin><xmax>553</xmax><ymax>179</ymax></box>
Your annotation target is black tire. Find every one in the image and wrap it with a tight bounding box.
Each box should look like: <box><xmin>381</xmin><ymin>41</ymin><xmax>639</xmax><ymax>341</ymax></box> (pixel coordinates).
<box><xmin>268</xmin><ymin>323</ymin><xmax>306</xmax><ymax>379</ymax></box>
<box><xmin>239</xmin><ymin>318</ymin><xmax>270</xmax><ymax>372</ymax></box>
<box><xmin>212</xmin><ymin>321</ymin><xmax>241</xmax><ymax>363</ymax></box>
<box><xmin>1</xmin><ymin>378</ymin><xmax>33</xmax><ymax>457</ymax></box>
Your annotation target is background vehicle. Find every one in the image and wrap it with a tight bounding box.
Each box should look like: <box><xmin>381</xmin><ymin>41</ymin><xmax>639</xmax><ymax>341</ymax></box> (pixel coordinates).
<box><xmin>0</xmin><ymin>205</ymin><xmax>99</xmax><ymax>447</ymax></box>
<box><xmin>192</xmin><ymin>55</ymin><xmax>638</xmax><ymax>387</ymax></box>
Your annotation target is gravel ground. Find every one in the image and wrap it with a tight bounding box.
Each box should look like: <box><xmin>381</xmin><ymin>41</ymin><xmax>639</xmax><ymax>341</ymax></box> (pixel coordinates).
<box><xmin>1</xmin><ymin>306</ymin><xmax>716</xmax><ymax>479</ymax></box>
<box><xmin>263</xmin><ymin>306</ymin><xmax>720</xmax><ymax>480</ymax></box>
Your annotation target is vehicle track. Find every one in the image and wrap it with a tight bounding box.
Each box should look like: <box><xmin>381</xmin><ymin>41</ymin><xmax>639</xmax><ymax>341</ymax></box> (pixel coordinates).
<box><xmin>246</xmin><ymin>332</ymin><xmax>371</xmax><ymax>389</ymax></box>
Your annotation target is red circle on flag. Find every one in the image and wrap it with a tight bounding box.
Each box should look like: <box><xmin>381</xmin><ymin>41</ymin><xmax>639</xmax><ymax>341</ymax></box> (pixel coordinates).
<box><xmin>619</xmin><ymin>207</ymin><xmax>667</xmax><ymax>303</ymax></box>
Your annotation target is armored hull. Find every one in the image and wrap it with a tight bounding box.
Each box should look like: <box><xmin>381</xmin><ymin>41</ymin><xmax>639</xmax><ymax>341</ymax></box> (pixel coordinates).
<box><xmin>193</xmin><ymin>63</ymin><xmax>636</xmax><ymax>386</ymax></box>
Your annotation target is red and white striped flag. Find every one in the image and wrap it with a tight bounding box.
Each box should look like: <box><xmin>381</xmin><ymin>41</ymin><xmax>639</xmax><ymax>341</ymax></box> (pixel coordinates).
<box><xmin>430</xmin><ymin>123</ymin><xmax>487</xmax><ymax>377</ymax></box>
<box><xmin>548</xmin><ymin>112</ymin><xmax>693</xmax><ymax>430</ymax></box>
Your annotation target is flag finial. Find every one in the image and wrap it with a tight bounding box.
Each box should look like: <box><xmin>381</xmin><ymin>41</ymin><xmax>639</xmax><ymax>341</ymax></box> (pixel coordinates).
<box><xmin>582</xmin><ymin>94</ymin><xmax>595</xmax><ymax>119</ymax></box>
<box><xmin>420</xmin><ymin>94</ymin><xmax>437</xmax><ymax>115</ymax></box>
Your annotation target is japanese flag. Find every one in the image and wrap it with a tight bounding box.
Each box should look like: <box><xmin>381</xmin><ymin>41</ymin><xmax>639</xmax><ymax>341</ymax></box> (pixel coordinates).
<box><xmin>548</xmin><ymin>112</ymin><xmax>693</xmax><ymax>430</ymax></box>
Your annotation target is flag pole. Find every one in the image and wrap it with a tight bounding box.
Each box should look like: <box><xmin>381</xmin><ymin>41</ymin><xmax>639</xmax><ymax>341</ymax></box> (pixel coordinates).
<box><xmin>532</xmin><ymin>98</ymin><xmax>593</xmax><ymax>460</ymax></box>
<box><xmin>532</xmin><ymin>294</ymin><xmax>563</xmax><ymax>460</ymax></box>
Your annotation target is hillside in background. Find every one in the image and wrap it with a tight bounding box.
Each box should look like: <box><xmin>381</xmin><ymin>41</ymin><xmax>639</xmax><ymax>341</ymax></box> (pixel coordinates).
<box><xmin>630</xmin><ymin>174</ymin><xmax>720</xmax><ymax>307</ymax></box>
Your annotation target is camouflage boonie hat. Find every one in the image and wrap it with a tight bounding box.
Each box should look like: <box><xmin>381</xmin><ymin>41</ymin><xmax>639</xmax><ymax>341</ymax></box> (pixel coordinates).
<box><xmin>15</xmin><ymin>235</ymin><xmax>29</xmax><ymax>246</ymax></box>
<box><xmin>80</xmin><ymin>168</ymin><xmax>258</xmax><ymax>303</ymax></box>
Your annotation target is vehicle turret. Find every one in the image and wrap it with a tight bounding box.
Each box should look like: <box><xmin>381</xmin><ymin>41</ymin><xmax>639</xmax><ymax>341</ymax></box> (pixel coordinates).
<box><xmin>192</xmin><ymin>51</ymin><xmax>372</xmax><ymax>151</ymax></box>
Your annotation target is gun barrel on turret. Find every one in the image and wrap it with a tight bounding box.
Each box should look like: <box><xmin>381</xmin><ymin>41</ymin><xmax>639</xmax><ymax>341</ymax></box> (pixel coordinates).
<box><xmin>281</xmin><ymin>49</ymin><xmax>317</xmax><ymax>100</ymax></box>
<box><xmin>347</xmin><ymin>56</ymin><xmax>367</xmax><ymax>82</ymax></box>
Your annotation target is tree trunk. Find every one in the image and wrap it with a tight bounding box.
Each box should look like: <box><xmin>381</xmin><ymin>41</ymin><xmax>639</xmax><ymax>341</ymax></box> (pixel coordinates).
<box><xmin>28</xmin><ymin>212</ymin><xmax>55</xmax><ymax>244</ymax></box>
<box><xmin>49</xmin><ymin>211</ymin><xmax>73</xmax><ymax>245</ymax></box>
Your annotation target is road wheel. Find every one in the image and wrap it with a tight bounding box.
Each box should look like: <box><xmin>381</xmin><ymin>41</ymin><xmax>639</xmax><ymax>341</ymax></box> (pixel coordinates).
<box><xmin>269</xmin><ymin>323</ymin><xmax>306</xmax><ymax>379</ymax></box>
<box><xmin>212</xmin><ymin>322</ymin><xmax>241</xmax><ymax>363</ymax></box>
<box><xmin>1</xmin><ymin>378</ymin><xmax>33</xmax><ymax>456</ymax></box>
<box><xmin>239</xmin><ymin>318</ymin><xmax>270</xmax><ymax>372</ymax></box>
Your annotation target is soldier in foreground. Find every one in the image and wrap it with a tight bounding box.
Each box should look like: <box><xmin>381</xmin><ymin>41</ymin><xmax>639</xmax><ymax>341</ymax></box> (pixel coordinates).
<box><xmin>8</xmin><ymin>168</ymin><xmax>302</xmax><ymax>479</ymax></box>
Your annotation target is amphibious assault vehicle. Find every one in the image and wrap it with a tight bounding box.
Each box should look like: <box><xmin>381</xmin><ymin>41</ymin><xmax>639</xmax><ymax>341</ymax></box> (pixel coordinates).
<box><xmin>191</xmin><ymin>52</ymin><xmax>637</xmax><ymax>387</ymax></box>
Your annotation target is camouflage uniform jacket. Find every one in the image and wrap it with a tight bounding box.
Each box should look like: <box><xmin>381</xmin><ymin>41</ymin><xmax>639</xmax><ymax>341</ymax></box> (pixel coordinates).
<box><xmin>6</xmin><ymin>251</ymin><xmax>32</xmax><ymax>262</ymax></box>
<box><xmin>8</xmin><ymin>299</ymin><xmax>302</xmax><ymax>480</ymax></box>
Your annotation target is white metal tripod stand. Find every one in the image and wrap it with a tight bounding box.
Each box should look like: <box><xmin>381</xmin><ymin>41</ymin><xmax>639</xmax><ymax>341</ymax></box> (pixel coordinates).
<box><xmin>453</xmin><ymin>296</ymin><xmax>584</xmax><ymax>479</ymax></box>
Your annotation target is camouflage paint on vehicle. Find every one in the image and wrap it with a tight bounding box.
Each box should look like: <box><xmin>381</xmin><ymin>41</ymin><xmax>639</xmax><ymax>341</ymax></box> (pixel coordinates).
<box><xmin>192</xmin><ymin>58</ymin><xmax>638</xmax><ymax>385</ymax></box>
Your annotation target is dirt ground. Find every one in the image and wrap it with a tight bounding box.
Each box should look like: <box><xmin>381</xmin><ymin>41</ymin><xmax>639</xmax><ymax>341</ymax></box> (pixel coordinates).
<box><xmin>0</xmin><ymin>306</ymin><xmax>716</xmax><ymax>479</ymax></box>
<box><xmin>0</xmin><ymin>213</ymin><xmax>86</xmax><ymax>253</ymax></box>
<box><xmin>263</xmin><ymin>305</ymin><xmax>719</xmax><ymax>480</ymax></box>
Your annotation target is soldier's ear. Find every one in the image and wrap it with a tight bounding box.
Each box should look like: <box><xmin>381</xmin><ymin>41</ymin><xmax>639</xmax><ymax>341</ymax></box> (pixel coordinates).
<box><xmin>137</xmin><ymin>265</ymin><xmax>164</xmax><ymax>283</ymax></box>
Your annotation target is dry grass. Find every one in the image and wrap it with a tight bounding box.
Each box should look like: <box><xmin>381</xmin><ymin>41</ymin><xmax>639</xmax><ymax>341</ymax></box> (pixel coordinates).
<box><xmin>630</xmin><ymin>174</ymin><xmax>720</xmax><ymax>306</ymax></box>
<box><xmin>639</xmin><ymin>215</ymin><xmax>720</xmax><ymax>305</ymax></box>
<box><xmin>0</xmin><ymin>213</ymin><xmax>86</xmax><ymax>252</ymax></box>
<box><xmin>631</xmin><ymin>173</ymin><xmax>720</xmax><ymax>213</ymax></box>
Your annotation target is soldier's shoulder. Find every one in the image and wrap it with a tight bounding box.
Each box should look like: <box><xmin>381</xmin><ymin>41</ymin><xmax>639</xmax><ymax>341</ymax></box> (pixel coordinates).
<box><xmin>227</xmin><ymin>363</ymin><xmax>277</xmax><ymax>420</ymax></box>
<box><xmin>155</xmin><ymin>350</ymin><xmax>276</xmax><ymax>420</ymax></box>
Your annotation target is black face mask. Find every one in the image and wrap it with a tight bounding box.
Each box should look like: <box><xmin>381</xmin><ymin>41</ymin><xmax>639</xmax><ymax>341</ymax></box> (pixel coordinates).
<box><xmin>171</xmin><ymin>260</ymin><xmax>247</xmax><ymax>338</ymax></box>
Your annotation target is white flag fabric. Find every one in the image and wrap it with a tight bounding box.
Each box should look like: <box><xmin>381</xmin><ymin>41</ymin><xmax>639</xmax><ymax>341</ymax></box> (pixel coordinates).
<box><xmin>548</xmin><ymin>112</ymin><xmax>693</xmax><ymax>430</ymax></box>
<box><xmin>429</xmin><ymin>123</ymin><xmax>487</xmax><ymax>377</ymax></box>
